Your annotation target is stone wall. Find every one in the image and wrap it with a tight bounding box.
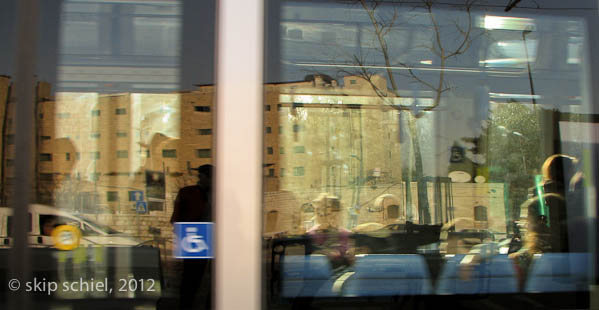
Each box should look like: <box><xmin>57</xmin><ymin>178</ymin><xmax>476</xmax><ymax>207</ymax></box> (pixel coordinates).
<box><xmin>262</xmin><ymin>182</ymin><xmax>507</xmax><ymax>236</ymax></box>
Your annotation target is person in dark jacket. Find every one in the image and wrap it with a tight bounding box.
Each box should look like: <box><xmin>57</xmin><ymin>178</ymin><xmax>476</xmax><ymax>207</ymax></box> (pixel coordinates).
<box><xmin>171</xmin><ymin>164</ymin><xmax>213</xmax><ymax>224</ymax></box>
<box><xmin>171</xmin><ymin>164</ymin><xmax>213</xmax><ymax>310</ymax></box>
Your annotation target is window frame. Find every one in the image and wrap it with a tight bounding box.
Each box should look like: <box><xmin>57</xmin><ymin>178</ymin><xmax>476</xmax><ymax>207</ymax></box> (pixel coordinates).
<box><xmin>4</xmin><ymin>1</ymin><xmax>598</xmax><ymax>310</ymax></box>
<box><xmin>214</xmin><ymin>0</ymin><xmax>263</xmax><ymax>309</ymax></box>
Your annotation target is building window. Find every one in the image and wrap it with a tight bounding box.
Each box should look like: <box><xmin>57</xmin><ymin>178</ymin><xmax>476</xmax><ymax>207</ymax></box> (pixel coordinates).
<box><xmin>39</xmin><ymin>173</ymin><xmax>54</xmax><ymax>181</ymax></box>
<box><xmin>116</xmin><ymin>132</ymin><xmax>127</xmax><ymax>138</ymax></box>
<box><xmin>66</xmin><ymin>153</ymin><xmax>70</xmax><ymax>161</ymax></box>
<box><xmin>90</xmin><ymin>132</ymin><xmax>100</xmax><ymax>139</ymax></box>
<box><xmin>163</xmin><ymin>149</ymin><xmax>177</xmax><ymax>158</ymax></box>
<box><xmin>106</xmin><ymin>191</ymin><xmax>119</xmax><ymax>202</ymax></box>
<box><xmin>41</xmin><ymin>136</ymin><xmax>51</xmax><ymax>141</ymax></box>
<box><xmin>194</xmin><ymin>106</ymin><xmax>211</xmax><ymax>112</ymax></box>
<box><xmin>387</xmin><ymin>205</ymin><xmax>400</xmax><ymax>219</ymax></box>
<box><xmin>116</xmin><ymin>150</ymin><xmax>129</xmax><ymax>158</ymax></box>
<box><xmin>266</xmin><ymin>127</ymin><xmax>272</xmax><ymax>134</ymax></box>
<box><xmin>278</xmin><ymin>126</ymin><xmax>283</xmax><ymax>134</ymax></box>
<box><xmin>268</xmin><ymin>168</ymin><xmax>275</xmax><ymax>177</ymax></box>
<box><xmin>57</xmin><ymin>112</ymin><xmax>70</xmax><ymax>119</ymax></box>
<box><xmin>196</xmin><ymin>149</ymin><xmax>211</xmax><ymax>158</ymax></box>
<box><xmin>293</xmin><ymin>124</ymin><xmax>304</xmax><ymax>132</ymax></box>
<box><xmin>265</xmin><ymin>105</ymin><xmax>271</xmax><ymax>111</ymax></box>
<box><xmin>267</xmin><ymin>147</ymin><xmax>273</xmax><ymax>155</ymax></box>
<box><xmin>280</xmin><ymin>168</ymin><xmax>285</xmax><ymax>177</ymax></box>
<box><xmin>350</xmin><ymin>79</ymin><xmax>357</xmax><ymax>84</ymax></box>
<box><xmin>6</xmin><ymin>134</ymin><xmax>14</xmax><ymax>145</ymax></box>
<box><xmin>115</xmin><ymin>108</ymin><xmax>127</xmax><ymax>115</ymax></box>
<box><xmin>293</xmin><ymin>167</ymin><xmax>305</xmax><ymax>176</ymax></box>
<box><xmin>91</xmin><ymin>110</ymin><xmax>100</xmax><ymax>116</ymax></box>
<box><xmin>39</xmin><ymin>113</ymin><xmax>43</xmax><ymax>119</ymax></box>
<box><xmin>474</xmin><ymin>205</ymin><xmax>488</xmax><ymax>221</ymax></box>
<box><xmin>293</xmin><ymin>146</ymin><xmax>305</xmax><ymax>153</ymax></box>
<box><xmin>280</xmin><ymin>147</ymin><xmax>284</xmax><ymax>154</ymax></box>
<box><xmin>146</xmin><ymin>150</ymin><xmax>151</xmax><ymax>158</ymax></box>
<box><xmin>197</xmin><ymin>129</ymin><xmax>212</xmax><ymax>135</ymax></box>
<box><xmin>40</xmin><ymin>153</ymin><xmax>52</xmax><ymax>161</ymax></box>
<box><xmin>76</xmin><ymin>152</ymin><xmax>81</xmax><ymax>160</ymax></box>
<box><xmin>91</xmin><ymin>152</ymin><xmax>100</xmax><ymax>160</ymax></box>
<box><xmin>277</xmin><ymin>104</ymin><xmax>282</xmax><ymax>111</ymax></box>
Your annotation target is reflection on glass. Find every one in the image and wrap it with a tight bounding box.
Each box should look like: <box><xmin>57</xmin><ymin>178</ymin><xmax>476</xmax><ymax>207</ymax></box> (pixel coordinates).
<box><xmin>58</xmin><ymin>0</ymin><xmax>181</xmax><ymax>93</ymax></box>
<box><xmin>264</xmin><ymin>1</ymin><xmax>596</xmax><ymax>308</ymax></box>
<box><xmin>1</xmin><ymin>0</ymin><xmax>216</xmax><ymax>308</ymax></box>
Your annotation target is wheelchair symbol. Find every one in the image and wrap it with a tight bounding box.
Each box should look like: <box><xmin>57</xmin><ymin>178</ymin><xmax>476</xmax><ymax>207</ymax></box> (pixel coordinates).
<box><xmin>180</xmin><ymin>227</ymin><xmax>208</xmax><ymax>253</ymax></box>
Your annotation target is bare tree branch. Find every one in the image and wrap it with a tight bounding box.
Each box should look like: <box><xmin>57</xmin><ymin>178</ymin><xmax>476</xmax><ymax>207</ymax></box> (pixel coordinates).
<box><xmin>360</xmin><ymin>0</ymin><xmax>400</xmax><ymax>93</ymax></box>
<box><xmin>445</xmin><ymin>5</ymin><xmax>473</xmax><ymax>58</ymax></box>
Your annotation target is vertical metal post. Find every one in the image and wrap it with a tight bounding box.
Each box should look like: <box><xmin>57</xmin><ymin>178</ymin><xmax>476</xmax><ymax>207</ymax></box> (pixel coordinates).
<box><xmin>10</xmin><ymin>0</ymin><xmax>39</xmax><ymax>309</ymax></box>
<box><xmin>585</xmin><ymin>11</ymin><xmax>599</xmax><ymax>309</ymax></box>
<box><xmin>215</xmin><ymin>0</ymin><xmax>263</xmax><ymax>309</ymax></box>
<box><xmin>522</xmin><ymin>29</ymin><xmax>537</xmax><ymax>105</ymax></box>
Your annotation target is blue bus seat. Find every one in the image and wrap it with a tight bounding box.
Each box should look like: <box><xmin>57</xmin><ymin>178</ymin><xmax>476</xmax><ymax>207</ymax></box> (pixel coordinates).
<box><xmin>525</xmin><ymin>252</ymin><xmax>590</xmax><ymax>293</ymax></box>
<box><xmin>436</xmin><ymin>254</ymin><xmax>518</xmax><ymax>294</ymax></box>
<box><xmin>281</xmin><ymin>255</ymin><xmax>337</xmax><ymax>297</ymax></box>
<box><xmin>343</xmin><ymin>254</ymin><xmax>432</xmax><ymax>296</ymax></box>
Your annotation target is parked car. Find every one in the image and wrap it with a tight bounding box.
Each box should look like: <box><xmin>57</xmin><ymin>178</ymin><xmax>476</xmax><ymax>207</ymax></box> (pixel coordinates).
<box><xmin>353</xmin><ymin>222</ymin><xmax>442</xmax><ymax>254</ymax></box>
<box><xmin>0</xmin><ymin>204</ymin><xmax>142</xmax><ymax>247</ymax></box>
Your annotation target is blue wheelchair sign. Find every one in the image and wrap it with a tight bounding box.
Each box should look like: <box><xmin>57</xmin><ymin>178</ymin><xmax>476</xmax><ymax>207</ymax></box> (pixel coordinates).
<box><xmin>173</xmin><ymin>222</ymin><xmax>213</xmax><ymax>259</ymax></box>
<box><xmin>136</xmin><ymin>201</ymin><xmax>147</xmax><ymax>214</ymax></box>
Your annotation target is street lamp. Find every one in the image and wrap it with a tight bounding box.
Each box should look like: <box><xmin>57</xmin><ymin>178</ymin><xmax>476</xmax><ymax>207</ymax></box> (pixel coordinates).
<box><xmin>522</xmin><ymin>28</ymin><xmax>537</xmax><ymax>105</ymax></box>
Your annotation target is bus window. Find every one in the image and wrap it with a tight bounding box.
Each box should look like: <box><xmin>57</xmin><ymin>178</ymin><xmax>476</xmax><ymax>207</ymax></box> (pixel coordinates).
<box><xmin>264</xmin><ymin>0</ymin><xmax>598</xmax><ymax>308</ymax></box>
<box><xmin>1</xmin><ymin>0</ymin><xmax>217</xmax><ymax>308</ymax></box>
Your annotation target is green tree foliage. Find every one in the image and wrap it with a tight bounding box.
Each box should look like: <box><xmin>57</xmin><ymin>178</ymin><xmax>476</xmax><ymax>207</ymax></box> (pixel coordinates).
<box><xmin>464</xmin><ymin>101</ymin><xmax>545</xmax><ymax>220</ymax></box>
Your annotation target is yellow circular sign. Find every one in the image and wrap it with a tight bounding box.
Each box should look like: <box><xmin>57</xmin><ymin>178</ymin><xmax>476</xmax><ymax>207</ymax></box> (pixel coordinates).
<box><xmin>51</xmin><ymin>225</ymin><xmax>82</xmax><ymax>250</ymax></box>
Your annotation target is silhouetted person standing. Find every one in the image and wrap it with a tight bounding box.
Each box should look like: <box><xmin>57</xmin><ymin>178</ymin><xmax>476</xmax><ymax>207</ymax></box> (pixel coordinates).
<box><xmin>171</xmin><ymin>164</ymin><xmax>213</xmax><ymax>310</ymax></box>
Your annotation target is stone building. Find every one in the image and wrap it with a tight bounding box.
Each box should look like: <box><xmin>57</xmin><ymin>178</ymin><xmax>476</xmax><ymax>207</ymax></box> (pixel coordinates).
<box><xmin>0</xmin><ymin>74</ymin><xmax>508</xmax><ymax>245</ymax></box>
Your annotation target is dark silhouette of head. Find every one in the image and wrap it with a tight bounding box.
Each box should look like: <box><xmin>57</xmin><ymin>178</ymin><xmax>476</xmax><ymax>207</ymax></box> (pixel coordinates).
<box><xmin>192</xmin><ymin>164</ymin><xmax>213</xmax><ymax>188</ymax></box>
<box><xmin>541</xmin><ymin>154</ymin><xmax>578</xmax><ymax>186</ymax></box>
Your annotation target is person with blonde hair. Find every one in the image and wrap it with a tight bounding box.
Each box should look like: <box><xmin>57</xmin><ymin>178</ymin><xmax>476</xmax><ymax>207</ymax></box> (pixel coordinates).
<box><xmin>306</xmin><ymin>193</ymin><xmax>354</xmax><ymax>270</ymax></box>
<box><xmin>459</xmin><ymin>154</ymin><xmax>581</xmax><ymax>287</ymax></box>
<box><xmin>516</xmin><ymin>154</ymin><xmax>577</xmax><ymax>256</ymax></box>
<box><xmin>507</xmin><ymin>154</ymin><xmax>579</xmax><ymax>288</ymax></box>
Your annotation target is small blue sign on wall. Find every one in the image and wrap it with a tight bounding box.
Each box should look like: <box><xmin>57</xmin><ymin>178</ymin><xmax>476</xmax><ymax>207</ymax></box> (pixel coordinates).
<box><xmin>173</xmin><ymin>222</ymin><xmax>214</xmax><ymax>259</ymax></box>
<box><xmin>136</xmin><ymin>201</ymin><xmax>148</xmax><ymax>214</ymax></box>
<box><xmin>129</xmin><ymin>190</ymin><xmax>144</xmax><ymax>201</ymax></box>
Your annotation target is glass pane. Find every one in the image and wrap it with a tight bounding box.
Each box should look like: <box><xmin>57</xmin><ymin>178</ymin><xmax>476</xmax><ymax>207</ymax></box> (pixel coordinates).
<box><xmin>264</xmin><ymin>1</ymin><xmax>598</xmax><ymax>308</ymax></box>
<box><xmin>1</xmin><ymin>0</ymin><xmax>216</xmax><ymax>308</ymax></box>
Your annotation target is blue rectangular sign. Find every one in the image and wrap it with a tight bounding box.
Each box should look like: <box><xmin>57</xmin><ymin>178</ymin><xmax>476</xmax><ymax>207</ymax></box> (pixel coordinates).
<box><xmin>173</xmin><ymin>222</ymin><xmax>214</xmax><ymax>259</ymax></box>
<box><xmin>136</xmin><ymin>201</ymin><xmax>147</xmax><ymax>214</ymax></box>
<box><xmin>129</xmin><ymin>190</ymin><xmax>144</xmax><ymax>201</ymax></box>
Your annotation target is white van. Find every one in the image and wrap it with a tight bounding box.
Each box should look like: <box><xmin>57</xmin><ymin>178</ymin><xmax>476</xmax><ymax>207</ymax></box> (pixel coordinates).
<box><xmin>0</xmin><ymin>204</ymin><xmax>142</xmax><ymax>247</ymax></box>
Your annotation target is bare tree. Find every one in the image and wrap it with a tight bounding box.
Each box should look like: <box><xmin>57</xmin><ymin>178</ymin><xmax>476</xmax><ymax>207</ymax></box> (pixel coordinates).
<box><xmin>338</xmin><ymin>0</ymin><xmax>484</xmax><ymax>223</ymax></box>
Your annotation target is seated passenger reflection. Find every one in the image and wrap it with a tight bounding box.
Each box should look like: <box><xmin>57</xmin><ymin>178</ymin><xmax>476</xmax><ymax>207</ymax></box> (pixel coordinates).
<box><xmin>459</xmin><ymin>154</ymin><xmax>583</xmax><ymax>286</ymax></box>
<box><xmin>514</xmin><ymin>155</ymin><xmax>578</xmax><ymax>253</ymax></box>
<box><xmin>509</xmin><ymin>154</ymin><xmax>580</xmax><ymax>282</ymax></box>
<box><xmin>306</xmin><ymin>193</ymin><xmax>354</xmax><ymax>270</ymax></box>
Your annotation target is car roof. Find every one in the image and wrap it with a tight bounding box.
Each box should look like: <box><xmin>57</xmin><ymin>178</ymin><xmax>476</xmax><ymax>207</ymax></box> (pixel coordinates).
<box><xmin>0</xmin><ymin>204</ymin><xmax>79</xmax><ymax>218</ymax></box>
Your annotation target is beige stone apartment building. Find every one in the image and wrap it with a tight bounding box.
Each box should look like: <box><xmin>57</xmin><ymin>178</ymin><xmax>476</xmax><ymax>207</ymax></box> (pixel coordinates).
<box><xmin>0</xmin><ymin>75</ymin><xmax>508</xmax><ymax>244</ymax></box>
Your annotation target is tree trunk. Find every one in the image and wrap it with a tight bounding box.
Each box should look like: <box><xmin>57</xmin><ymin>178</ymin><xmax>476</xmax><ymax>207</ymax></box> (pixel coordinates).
<box><xmin>407</xmin><ymin>113</ymin><xmax>431</xmax><ymax>224</ymax></box>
